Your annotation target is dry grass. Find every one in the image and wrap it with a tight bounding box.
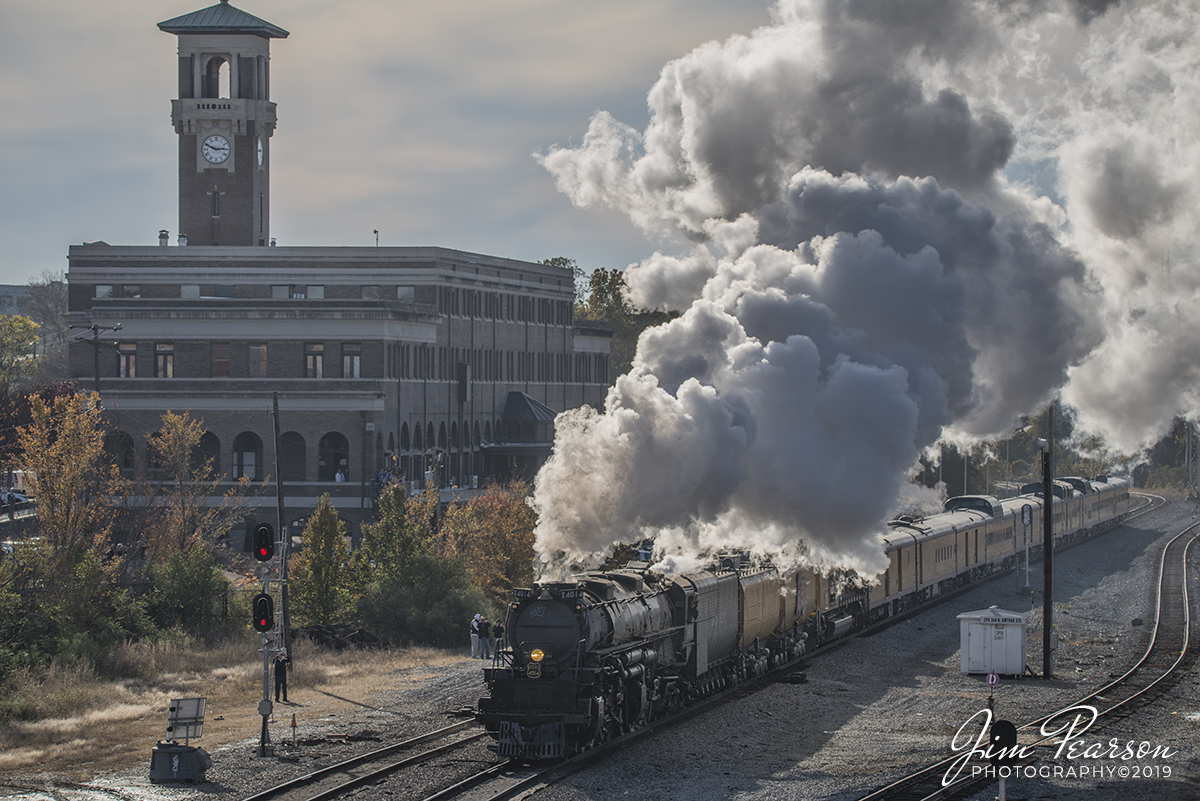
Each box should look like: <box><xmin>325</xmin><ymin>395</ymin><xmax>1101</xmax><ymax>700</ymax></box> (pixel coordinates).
<box><xmin>0</xmin><ymin>637</ymin><xmax>460</xmax><ymax>782</ymax></box>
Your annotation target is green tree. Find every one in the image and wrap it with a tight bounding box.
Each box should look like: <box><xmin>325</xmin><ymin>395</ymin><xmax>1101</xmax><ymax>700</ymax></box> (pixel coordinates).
<box><xmin>352</xmin><ymin>480</ymin><xmax>434</xmax><ymax>587</ymax></box>
<box><xmin>147</xmin><ymin>549</ymin><xmax>228</xmax><ymax>630</ymax></box>
<box><xmin>0</xmin><ymin>315</ymin><xmax>41</xmax><ymax>385</ymax></box>
<box><xmin>575</xmin><ymin>267</ymin><xmax>676</xmax><ymax>380</ymax></box>
<box><xmin>356</xmin><ymin>553</ymin><xmax>490</xmax><ymax>648</ymax></box>
<box><xmin>289</xmin><ymin>495</ymin><xmax>352</xmax><ymax>625</ymax></box>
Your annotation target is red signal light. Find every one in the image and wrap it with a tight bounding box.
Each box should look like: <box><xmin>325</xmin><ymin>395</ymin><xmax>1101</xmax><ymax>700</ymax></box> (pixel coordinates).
<box><xmin>252</xmin><ymin>523</ymin><xmax>275</xmax><ymax>562</ymax></box>
<box><xmin>251</xmin><ymin>592</ymin><xmax>274</xmax><ymax>633</ymax></box>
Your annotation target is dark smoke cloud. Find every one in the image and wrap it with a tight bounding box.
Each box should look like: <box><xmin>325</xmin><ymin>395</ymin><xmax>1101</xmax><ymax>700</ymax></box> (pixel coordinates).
<box><xmin>533</xmin><ymin>0</ymin><xmax>1200</xmax><ymax>572</ymax></box>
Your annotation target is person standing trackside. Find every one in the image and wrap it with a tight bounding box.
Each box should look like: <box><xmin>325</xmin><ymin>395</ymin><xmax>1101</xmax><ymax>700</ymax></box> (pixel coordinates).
<box><xmin>492</xmin><ymin>619</ymin><xmax>505</xmax><ymax>652</ymax></box>
<box><xmin>273</xmin><ymin>649</ymin><xmax>290</xmax><ymax>702</ymax></box>
<box><xmin>470</xmin><ymin>614</ymin><xmax>481</xmax><ymax>658</ymax></box>
<box><xmin>478</xmin><ymin>617</ymin><xmax>491</xmax><ymax>659</ymax></box>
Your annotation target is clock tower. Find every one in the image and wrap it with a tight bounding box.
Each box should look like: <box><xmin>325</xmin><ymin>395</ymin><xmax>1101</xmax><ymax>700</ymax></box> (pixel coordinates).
<box><xmin>159</xmin><ymin>1</ymin><xmax>288</xmax><ymax>246</ymax></box>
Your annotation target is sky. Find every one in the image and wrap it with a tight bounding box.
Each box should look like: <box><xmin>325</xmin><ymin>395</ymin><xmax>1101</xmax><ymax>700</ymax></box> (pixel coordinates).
<box><xmin>0</xmin><ymin>0</ymin><xmax>772</xmax><ymax>282</ymax></box>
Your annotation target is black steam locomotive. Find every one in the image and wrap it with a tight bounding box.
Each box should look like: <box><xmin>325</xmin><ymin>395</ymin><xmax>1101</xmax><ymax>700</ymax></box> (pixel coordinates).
<box><xmin>477</xmin><ymin>479</ymin><xmax>1130</xmax><ymax>760</ymax></box>
<box><xmin>476</xmin><ymin>557</ymin><xmax>808</xmax><ymax>759</ymax></box>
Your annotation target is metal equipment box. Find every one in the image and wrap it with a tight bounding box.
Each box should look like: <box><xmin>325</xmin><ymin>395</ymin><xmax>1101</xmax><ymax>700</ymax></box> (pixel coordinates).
<box><xmin>957</xmin><ymin>605</ymin><xmax>1027</xmax><ymax>676</ymax></box>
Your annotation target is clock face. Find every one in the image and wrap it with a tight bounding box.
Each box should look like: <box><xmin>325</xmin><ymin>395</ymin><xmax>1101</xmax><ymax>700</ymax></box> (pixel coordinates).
<box><xmin>202</xmin><ymin>134</ymin><xmax>230</xmax><ymax>164</ymax></box>
<box><xmin>257</xmin><ymin>137</ymin><xmax>264</xmax><ymax>167</ymax></box>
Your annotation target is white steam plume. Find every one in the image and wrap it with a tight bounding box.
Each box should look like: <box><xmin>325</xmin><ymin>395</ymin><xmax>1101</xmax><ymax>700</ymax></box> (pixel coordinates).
<box><xmin>532</xmin><ymin>0</ymin><xmax>1200</xmax><ymax>574</ymax></box>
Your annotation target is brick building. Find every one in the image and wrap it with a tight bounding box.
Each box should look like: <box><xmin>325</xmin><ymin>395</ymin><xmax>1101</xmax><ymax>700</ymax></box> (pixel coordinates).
<box><xmin>65</xmin><ymin>2</ymin><xmax>611</xmax><ymax>539</ymax></box>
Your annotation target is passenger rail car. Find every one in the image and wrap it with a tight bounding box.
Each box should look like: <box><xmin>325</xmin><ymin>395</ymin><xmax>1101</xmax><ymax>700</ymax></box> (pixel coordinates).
<box><xmin>478</xmin><ymin>476</ymin><xmax>1129</xmax><ymax>760</ymax></box>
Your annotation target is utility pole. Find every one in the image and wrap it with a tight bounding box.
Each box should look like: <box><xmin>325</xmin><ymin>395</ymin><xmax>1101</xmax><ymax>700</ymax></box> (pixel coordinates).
<box><xmin>68</xmin><ymin>323</ymin><xmax>122</xmax><ymax>395</ymax></box>
<box><xmin>1042</xmin><ymin>403</ymin><xmax>1056</xmax><ymax>679</ymax></box>
<box><xmin>272</xmin><ymin>392</ymin><xmax>291</xmax><ymax>662</ymax></box>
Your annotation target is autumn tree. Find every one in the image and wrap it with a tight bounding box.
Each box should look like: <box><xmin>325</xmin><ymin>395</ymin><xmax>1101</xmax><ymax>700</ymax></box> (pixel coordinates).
<box><xmin>143</xmin><ymin>410</ymin><xmax>250</xmax><ymax>560</ymax></box>
<box><xmin>17</xmin><ymin>392</ymin><xmax>122</xmax><ymax>577</ymax></box>
<box><xmin>289</xmin><ymin>495</ymin><xmax>352</xmax><ymax>625</ymax></box>
<box><xmin>438</xmin><ymin>478</ymin><xmax>537</xmax><ymax>603</ymax></box>
<box><xmin>0</xmin><ymin>315</ymin><xmax>41</xmax><ymax>385</ymax></box>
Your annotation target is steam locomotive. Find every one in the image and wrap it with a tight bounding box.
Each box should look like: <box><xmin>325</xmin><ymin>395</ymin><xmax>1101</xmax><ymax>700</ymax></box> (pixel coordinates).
<box><xmin>477</xmin><ymin>476</ymin><xmax>1130</xmax><ymax>760</ymax></box>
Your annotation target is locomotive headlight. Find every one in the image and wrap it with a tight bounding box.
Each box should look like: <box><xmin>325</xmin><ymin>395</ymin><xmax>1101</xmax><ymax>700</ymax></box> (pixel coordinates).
<box><xmin>530</xmin><ymin>648</ymin><xmax>545</xmax><ymax>662</ymax></box>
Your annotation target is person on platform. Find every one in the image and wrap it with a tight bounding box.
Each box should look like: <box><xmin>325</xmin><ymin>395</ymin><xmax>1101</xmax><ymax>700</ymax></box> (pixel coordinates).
<box><xmin>470</xmin><ymin>614</ymin><xmax>481</xmax><ymax>658</ymax></box>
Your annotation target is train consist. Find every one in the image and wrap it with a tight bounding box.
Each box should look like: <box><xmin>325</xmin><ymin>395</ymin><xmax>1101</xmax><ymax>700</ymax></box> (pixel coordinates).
<box><xmin>477</xmin><ymin>476</ymin><xmax>1130</xmax><ymax>760</ymax></box>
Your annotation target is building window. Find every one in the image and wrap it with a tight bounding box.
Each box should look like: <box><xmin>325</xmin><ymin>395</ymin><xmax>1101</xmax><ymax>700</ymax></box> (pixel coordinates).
<box><xmin>233</xmin><ymin>432</ymin><xmax>262</xmax><ymax>480</ymax></box>
<box><xmin>181</xmin><ymin>284</ymin><xmax>200</xmax><ymax>299</ymax></box>
<box><xmin>272</xmin><ymin>285</ymin><xmax>289</xmax><ymax>299</ymax></box>
<box><xmin>213</xmin><ymin>285</ymin><xmax>235</xmax><ymax>298</ymax></box>
<box><xmin>123</xmin><ymin>285</ymin><xmax>141</xmax><ymax>299</ymax></box>
<box><xmin>306</xmin><ymin>285</ymin><xmax>324</xmax><ymax>299</ymax></box>
<box><xmin>118</xmin><ymin>343</ymin><xmax>136</xmax><ymax>378</ymax></box>
<box><xmin>361</xmin><ymin>285</ymin><xmax>380</xmax><ymax>299</ymax></box>
<box><xmin>211</xmin><ymin>343</ymin><xmax>230</xmax><ymax>377</ymax></box>
<box><xmin>95</xmin><ymin>285</ymin><xmax>113</xmax><ymax>299</ymax></box>
<box><xmin>248</xmin><ymin>343</ymin><xmax>267</xmax><ymax>377</ymax></box>
<box><xmin>305</xmin><ymin>343</ymin><xmax>324</xmax><ymax>378</ymax></box>
<box><xmin>155</xmin><ymin>343</ymin><xmax>174</xmax><ymax>378</ymax></box>
<box><xmin>397</xmin><ymin>286</ymin><xmax>414</xmax><ymax>302</ymax></box>
<box><xmin>342</xmin><ymin>343</ymin><xmax>360</xmax><ymax>378</ymax></box>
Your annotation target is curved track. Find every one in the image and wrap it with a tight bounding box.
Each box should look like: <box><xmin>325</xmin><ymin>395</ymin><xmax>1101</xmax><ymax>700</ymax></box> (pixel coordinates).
<box><xmin>854</xmin><ymin>505</ymin><xmax>1194</xmax><ymax>801</ymax></box>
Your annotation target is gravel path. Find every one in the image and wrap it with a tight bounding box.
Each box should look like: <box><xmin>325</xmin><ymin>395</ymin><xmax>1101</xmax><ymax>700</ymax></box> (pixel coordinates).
<box><xmin>6</xmin><ymin>496</ymin><xmax>1196</xmax><ymax>801</ymax></box>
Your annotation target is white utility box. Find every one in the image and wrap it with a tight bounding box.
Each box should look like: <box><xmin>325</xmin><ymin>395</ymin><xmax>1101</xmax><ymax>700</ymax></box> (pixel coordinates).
<box><xmin>957</xmin><ymin>605</ymin><xmax>1027</xmax><ymax>677</ymax></box>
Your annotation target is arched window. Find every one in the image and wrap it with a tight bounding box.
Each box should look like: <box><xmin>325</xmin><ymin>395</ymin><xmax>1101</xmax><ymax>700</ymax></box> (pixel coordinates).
<box><xmin>399</xmin><ymin>424</ymin><xmax>409</xmax><ymax>451</ymax></box>
<box><xmin>412</xmin><ymin>423</ymin><xmax>422</xmax><ymax>451</ymax></box>
<box><xmin>191</xmin><ymin>432</ymin><xmax>220</xmax><ymax>479</ymax></box>
<box><xmin>473</xmin><ymin>421</ymin><xmax>481</xmax><ymax>448</ymax></box>
<box><xmin>105</xmin><ymin>431</ymin><xmax>136</xmax><ymax>476</ymax></box>
<box><xmin>426</xmin><ymin>422</ymin><xmax>435</xmax><ymax>451</ymax></box>
<box><xmin>438</xmin><ymin>422</ymin><xmax>447</xmax><ymax>449</ymax></box>
<box><xmin>233</xmin><ymin>432</ymin><xmax>263</xmax><ymax>480</ymax></box>
<box><xmin>203</xmin><ymin>56</ymin><xmax>230</xmax><ymax>99</ymax></box>
<box><xmin>280</xmin><ymin>431</ymin><xmax>306</xmax><ymax>482</ymax></box>
<box><xmin>450</xmin><ymin>422</ymin><xmax>459</xmax><ymax>449</ymax></box>
<box><xmin>318</xmin><ymin>432</ymin><xmax>350</xmax><ymax>482</ymax></box>
<box><xmin>484</xmin><ymin>421</ymin><xmax>492</xmax><ymax>443</ymax></box>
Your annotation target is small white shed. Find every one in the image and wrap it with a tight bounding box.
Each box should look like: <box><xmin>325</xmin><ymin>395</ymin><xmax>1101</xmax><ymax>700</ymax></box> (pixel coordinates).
<box><xmin>957</xmin><ymin>605</ymin><xmax>1027</xmax><ymax>676</ymax></box>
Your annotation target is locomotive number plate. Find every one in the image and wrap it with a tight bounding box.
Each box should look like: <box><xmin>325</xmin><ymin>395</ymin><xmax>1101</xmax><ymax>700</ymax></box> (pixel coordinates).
<box><xmin>527</xmin><ymin>663</ymin><xmax>542</xmax><ymax>678</ymax></box>
<box><xmin>557</xmin><ymin>589</ymin><xmax>582</xmax><ymax>599</ymax></box>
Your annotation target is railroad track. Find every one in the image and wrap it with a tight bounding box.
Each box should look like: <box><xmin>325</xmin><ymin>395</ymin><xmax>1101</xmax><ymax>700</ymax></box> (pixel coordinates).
<box><xmin>854</xmin><ymin>508</ymin><xmax>1195</xmax><ymax>801</ymax></box>
<box><xmin>241</xmin><ymin>720</ymin><xmax>487</xmax><ymax>801</ymax></box>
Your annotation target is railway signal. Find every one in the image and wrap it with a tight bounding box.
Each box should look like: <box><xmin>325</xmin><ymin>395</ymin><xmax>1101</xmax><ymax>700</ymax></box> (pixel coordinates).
<box><xmin>252</xmin><ymin>523</ymin><xmax>275</xmax><ymax>561</ymax></box>
<box><xmin>989</xmin><ymin>719</ymin><xmax>1018</xmax><ymax>767</ymax></box>
<box><xmin>252</xmin><ymin>593</ymin><xmax>274</xmax><ymax>633</ymax></box>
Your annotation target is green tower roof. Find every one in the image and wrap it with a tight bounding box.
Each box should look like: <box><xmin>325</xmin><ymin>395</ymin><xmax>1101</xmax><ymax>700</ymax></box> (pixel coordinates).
<box><xmin>158</xmin><ymin>1</ymin><xmax>289</xmax><ymax>39</ymax></box>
